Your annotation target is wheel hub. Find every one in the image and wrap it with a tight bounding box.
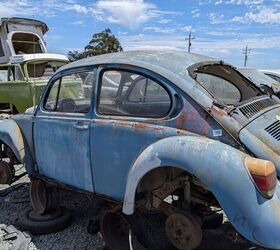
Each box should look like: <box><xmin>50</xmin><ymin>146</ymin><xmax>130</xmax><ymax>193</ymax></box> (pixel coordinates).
<box><xmin>0</xmin><ymin>160</ymin><xmax>13</xmax><ymax>184</ymax></box>
<box><xmin>165</xmin><ymin>213</ymin><xmax>202</xmax><ymax>250</ymax></box>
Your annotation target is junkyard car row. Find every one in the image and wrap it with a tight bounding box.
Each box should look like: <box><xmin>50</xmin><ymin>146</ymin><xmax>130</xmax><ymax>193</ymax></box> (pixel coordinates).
<box><xmin>1</xmin><ymin>18</ymin><xmax>280</xmax><ymax>250</ymax></box>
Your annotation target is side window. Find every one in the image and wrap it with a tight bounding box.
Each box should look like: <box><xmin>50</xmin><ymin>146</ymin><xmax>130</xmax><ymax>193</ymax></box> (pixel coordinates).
<box><xmin>196</xmin><ymin>73</ymin><xmax>241</xmax><ymax>104</ymax></box>
<box><xmin>0</xmin><ymin>68</ymin><xmax>8</xmax><ymax>82</ymax></box>
<box><xmin>98</xmin><ymin>69</ymin><xmax>171</xmax><ymax>118</ymax></box>
<box><xmin>9</xmin><ymin>66</ymin><xmax>24</xmax><ymax>81</ymax></box>
<box><xmin>44</xmin><ymin>69</ymin><xmax>96</xmax><ymax>113</ymax></box>
<box><xmin>14</xmin><ymin>66</ymin><xmax>24</xmax><ymax>81</ymax></box>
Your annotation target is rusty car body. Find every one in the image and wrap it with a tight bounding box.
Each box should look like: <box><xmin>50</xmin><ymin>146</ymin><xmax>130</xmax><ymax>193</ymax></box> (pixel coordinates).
<box><xmin>238</xmin><ymin>67</ymin><xmax>280</xmax><ymax>97</ymax></box>
<box><xmin>260</xmin><ymin>69</ymin><xmax>280</xmax><ymax>83</ymax></box>
<box><xmin>1</xmin><ymin>50</ymin><xmax>280</xmax><ymax>249</ymax></box>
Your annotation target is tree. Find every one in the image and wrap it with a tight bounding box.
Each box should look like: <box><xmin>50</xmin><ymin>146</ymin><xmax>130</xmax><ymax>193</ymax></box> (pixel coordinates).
<box><xmin>68</xmin><ymin>29</ymin><xmax>123</xmax><ymax>61</ymax></box>
<box><xmin>85</xmin><ymin>28</ymin><xmax>123</xmax><ymax>56</ymax></box>
<box><xmin>67</xmin><ymin>50</ymin><xmax>88</xmax><ymax>62</ymax></box>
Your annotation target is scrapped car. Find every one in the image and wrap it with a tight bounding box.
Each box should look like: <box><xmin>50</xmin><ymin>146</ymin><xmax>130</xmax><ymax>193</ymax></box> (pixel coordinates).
<box><xmin>238</xmin><ymin>67</ymin><xmax>280</xmax><ymax>97</ymax></box>
<box><xmin>1</xmin><ymin>50</ymin><xmax>280</xmax><ymax>250</ymax></box>
<box><xmin>260</xmin><ymin>69</ymin><xmax>280</xmax><ymax>83</ymax></box>
<box><xmin>0</xmin><ymin>17</ymin><xmax>70</xmax><ymax>113</ymax></box>
<box><xmin>0</xmin><ymin>53</ymin><xmax>69</xmax><ymax>113</ymax></box>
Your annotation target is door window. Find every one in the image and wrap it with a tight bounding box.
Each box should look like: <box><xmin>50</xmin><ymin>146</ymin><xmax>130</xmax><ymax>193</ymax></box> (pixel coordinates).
<box><xmin>98</xmin><ymin>69</ymin><xmax>171</xmax><ymax>118</ymax></box>
<box><xmin>44</xmin><ymin>69</ymin><xmax>96</xmax><ymax>113</ymax></box>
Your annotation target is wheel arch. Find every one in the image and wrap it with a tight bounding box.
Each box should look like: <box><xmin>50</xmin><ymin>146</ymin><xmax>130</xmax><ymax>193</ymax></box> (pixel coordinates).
<box><xmin>121</xmin><ymin>135</ymin><xmax>280</xmax><ymax>247</ymax></box>
<box><xmin>123</xmin><ymin>135</ymin><xmax>251</xmax><ymax>214</ymax></box>
<box><xmin>0</xmin><ymin>119</ymin><xmax>33</xmax><ymax>170</ymax></box>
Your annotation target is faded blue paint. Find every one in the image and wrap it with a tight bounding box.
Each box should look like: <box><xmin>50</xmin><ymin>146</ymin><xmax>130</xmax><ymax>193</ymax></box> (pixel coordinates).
<box><xmin>123</xmin><ymin>135</ymin><xmax>280</xmax><ymax>249</ymax></box>
<box><xmin>33</xmin><ymin>112</ymin><xmax>94</xmax><ymax>192</ymax></box>
<box><xmin>90</xmin><ymin>119</ymin><xmax>194</xmax><ymax>199</ymax></box>
<box><xmin>239</xmin><ymin>107</ymin><xmax>280</xmax><ymax>175</ymax></box>
<box><xmin>1</xmin><ymin>50</ymin><xmax>280</xmax><ymax>249</ymax></box>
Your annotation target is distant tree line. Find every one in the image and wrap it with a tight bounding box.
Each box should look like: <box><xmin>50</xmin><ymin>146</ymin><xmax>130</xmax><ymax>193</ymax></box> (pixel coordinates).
<box><xmin>68</xmin><ymin>28</ymin><xmax>123</xmax><ymax>62</ymax></box>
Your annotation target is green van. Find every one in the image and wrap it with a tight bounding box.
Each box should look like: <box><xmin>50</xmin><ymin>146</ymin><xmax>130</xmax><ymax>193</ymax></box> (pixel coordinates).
<box><xmin>0</xmin><ymin>53</ymin><xmax>69</xmax><ymax>113</ymax></box>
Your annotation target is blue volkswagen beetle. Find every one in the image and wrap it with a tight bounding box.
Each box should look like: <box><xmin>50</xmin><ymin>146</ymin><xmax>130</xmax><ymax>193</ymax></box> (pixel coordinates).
<box><xmin>0</xmin><ymin>50</ymin><xmax>280</xmax><ymax>249</ymax></box>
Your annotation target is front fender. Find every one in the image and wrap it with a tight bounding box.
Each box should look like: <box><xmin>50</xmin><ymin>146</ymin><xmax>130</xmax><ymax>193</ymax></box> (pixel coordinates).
<box><xmin>0</xmin><ymin>118</ymin><xmax>35</xmax><ymax>174</ymax></box>
<box><xmin>123</xmin><ymin>135</ymin><xmax>280</xmax><ymax>249</ymax></box>
<box><xmin>0</xmin><ymin>118</ymin><xmax>25</xmax><ymax>162</ymax></box>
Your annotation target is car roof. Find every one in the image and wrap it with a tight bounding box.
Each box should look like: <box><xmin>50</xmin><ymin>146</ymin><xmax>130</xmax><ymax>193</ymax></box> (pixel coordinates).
<box><xmin>59</xmin><ymin>50</ymin><xmax>215</xmax><ymax>72</ymax></box>
<box><xmin>10</xmin><ymin>53</ymin><xmax>69</xmax><ymax>64</ymax></box>
<box><xmin>260</xmin><ymin>69</ymin><xmax>280</xmax><ymax>76</ymax></box>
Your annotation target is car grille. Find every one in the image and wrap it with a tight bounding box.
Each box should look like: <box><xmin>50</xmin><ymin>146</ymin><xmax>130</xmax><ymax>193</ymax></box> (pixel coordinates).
<box><xmin>265</xmin><ymin>120</ymin><xmax>280</xmax><ymax>141</ymax></box>
<box><xmin>239</xmin><ymin>98</ymin><xmax>277</xmax><ymax>119</ymax></box>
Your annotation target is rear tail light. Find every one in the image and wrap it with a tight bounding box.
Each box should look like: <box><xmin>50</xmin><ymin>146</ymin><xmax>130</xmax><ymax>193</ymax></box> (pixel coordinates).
<box><xmin>245</xmin><ymin>157</ymin><xmax>277</xmax><ymax>199</ymax></box>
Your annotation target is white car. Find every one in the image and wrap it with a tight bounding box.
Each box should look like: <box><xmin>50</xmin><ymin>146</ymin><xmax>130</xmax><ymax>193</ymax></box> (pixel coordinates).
<box><xmin>260</xmin><ymin>69</ymin><xmax>280</xmax><ymax>83</ymax></box>
<box><xmin>238</xmin><ymin>68</ymin><xmax>280</xmax><ymax>96</ymax></box>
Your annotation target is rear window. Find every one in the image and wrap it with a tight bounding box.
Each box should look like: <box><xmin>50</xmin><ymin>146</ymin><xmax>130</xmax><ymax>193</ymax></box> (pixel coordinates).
<box><xmin>190</xmin><ymin>64</ymin><xmax>264</xmax><ymax>105</ymax></box>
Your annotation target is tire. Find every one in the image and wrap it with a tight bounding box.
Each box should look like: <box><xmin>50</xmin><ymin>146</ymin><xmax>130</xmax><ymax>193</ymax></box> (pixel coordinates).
<box><xmin>100</xmin><ymin>210</ymin><xmax>147</xmax><ymax>250</ymax></box>
<box><xmin>0</xmin><ymin>160</ymin><xmax>13</xmax><ymax>185</ymax></box>
<box><xmin>202</xmin><ymin>213</ymin><xmax>223</xmax><ymax>229</ymax></box>
<box><xmin>17</xmin><ymin>207</ymin><xmax>72</xmax><ymax>235</ymax></box>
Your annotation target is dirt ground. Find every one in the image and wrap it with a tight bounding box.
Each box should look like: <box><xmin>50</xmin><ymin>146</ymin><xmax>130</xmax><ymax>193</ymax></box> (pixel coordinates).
<box><xmin>0</xmin><ymin>175</ymin><xmax>267</xmax><ymax>250</ymax></box>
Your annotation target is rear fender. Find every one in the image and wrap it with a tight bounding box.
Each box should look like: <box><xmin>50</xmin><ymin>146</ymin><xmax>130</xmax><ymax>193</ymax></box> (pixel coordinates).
<box><xmin>123</xmin><ymin>135</ymin><xmax>280</xmax><ymax>249</ymax></box>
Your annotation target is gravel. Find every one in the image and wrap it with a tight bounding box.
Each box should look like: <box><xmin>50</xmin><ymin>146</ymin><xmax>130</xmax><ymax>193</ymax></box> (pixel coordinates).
<box><xmin>0</xmin><ymin>174</ymin><xmax>267</xmax><ymax>250</ymax></box>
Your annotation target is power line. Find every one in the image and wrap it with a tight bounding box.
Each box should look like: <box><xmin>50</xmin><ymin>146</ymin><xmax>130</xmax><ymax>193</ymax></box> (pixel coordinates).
<box><xmin>242</xmin><ymin>45</ymin><xmax>251</xmax><ymax>67</ymax></box>
<box><xmin>186</xmin><ymin>31</ymin><xmax>195</xmax><ymax>53</ymax></box>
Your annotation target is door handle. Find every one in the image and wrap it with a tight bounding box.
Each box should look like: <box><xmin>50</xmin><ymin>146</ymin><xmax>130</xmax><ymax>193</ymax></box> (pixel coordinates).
<box><xmin>73</xmin><ymin>122</ymin><xmax>89</xmax><ymax>130</ymax></box>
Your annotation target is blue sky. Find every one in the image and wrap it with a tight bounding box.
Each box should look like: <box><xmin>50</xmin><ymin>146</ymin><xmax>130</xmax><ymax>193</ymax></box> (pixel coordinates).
<box><xmin>1</xmin><ymin>0</ymin><xmax>280</xmax><ymax>68</ymax></box>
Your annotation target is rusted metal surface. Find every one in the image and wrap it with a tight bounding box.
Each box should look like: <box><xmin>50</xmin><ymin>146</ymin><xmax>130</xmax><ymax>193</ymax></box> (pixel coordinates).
<box><xmin>122</xmin><ymin>135</ymin><xmax>280</xmax><ymax>248</ymax></box>
<box><xmin>165</xmin><ymin>213</ymin><xmax>202</xmax><ymax>250</ymax></box>
<box><xmin>1</xmin><ymin>50</ymin><xmax>280</xmax><ymax>249</ymax></box>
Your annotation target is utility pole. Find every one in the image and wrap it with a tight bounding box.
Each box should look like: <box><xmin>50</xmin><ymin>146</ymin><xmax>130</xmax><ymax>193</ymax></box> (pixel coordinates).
<box><xmin>186</xmin><ymin>31</ymin><xmax>195</xmax><ymax>53</ymax></box>
<box><xmin>242</xmin><ymin>45</ymin><xmax>251</xmax><ymax>67</ymax></box>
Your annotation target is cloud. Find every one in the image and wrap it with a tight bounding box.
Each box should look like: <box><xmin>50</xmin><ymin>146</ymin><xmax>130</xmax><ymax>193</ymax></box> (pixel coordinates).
<box><xmin>232</xmin><ymin>6</ymin><xmax>280</xmax><ymax>24</ymax></box>
<box><xmin>157</xmin><ymin>18</ymin><xmax>171</xmax><ymax>24</ymax></box>
<box><xmin>70</xmin><ymin>20</ymin><xmax>85</xmax><ymax>26</ymax></box>
<box><xmin>191</xmin><ymin>9</ymin><xmax>200</xmax><ymax>18</ymax></box>
<box><xmin>180</xmin><ymin>25</ymin><xmax>193</xmax><ymax>32</ymax></box>
<box><xmin>209</xmin><ymin>13</ymin><xmax>225</xmax><ymax>24</ymax></box>
<box><xmin>0</xmin><ymin>0</ymin><xmax>180</xmax><ymax>29</ymax></box>
<box><xmin>94</xmin><ymin>0</ymin><xmax>180</xmax><ymax>28</ymax></box>
<box><xmin>223</xmin><ymin>0</ymin><xmax>263</xmax><ymax>5</ymax></box>
<box><xmin>143</xmin><ymin>26</ymin><xmax>174</xmax><ymax>33</ymax></box>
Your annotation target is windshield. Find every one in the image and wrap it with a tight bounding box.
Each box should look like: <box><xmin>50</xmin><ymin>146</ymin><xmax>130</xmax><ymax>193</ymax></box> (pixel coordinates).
<box><xmin>239</xmin><ymin>69</ymin><xmax>279</xmax><ymax>88</ymax></box>
<box><xmin>190</xmin><ymin>63</ymin><xmax>264</xmax><ymax>105</ymax></box>
<box><xmin>27</xmin><ymin>60</ymin><xmax>67</xmax><ymax>80</ymax></box>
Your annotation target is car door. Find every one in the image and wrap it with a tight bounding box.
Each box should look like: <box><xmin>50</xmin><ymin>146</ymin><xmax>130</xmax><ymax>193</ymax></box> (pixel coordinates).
<box><xmin>90</xmin><ymin>66</ymin><xmax>176</xmax><ymax>200</ymax></box>
<box><xmin>33</xmin><ymin>68</ymin><xmax>96</xmax><ymax>192</ymax></box>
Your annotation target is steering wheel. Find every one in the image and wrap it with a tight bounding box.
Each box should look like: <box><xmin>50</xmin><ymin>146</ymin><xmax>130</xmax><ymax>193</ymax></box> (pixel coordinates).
<box><xmin>59</xmin><ymin>98</ymin><xmax>76</xmax><ymax>112</ymax></box>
